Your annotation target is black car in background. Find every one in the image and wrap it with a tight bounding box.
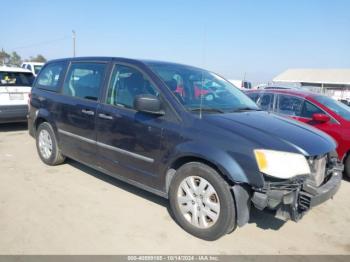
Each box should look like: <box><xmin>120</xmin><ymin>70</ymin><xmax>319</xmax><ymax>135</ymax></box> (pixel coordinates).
<box><xmin>28</xmin><ymin>57</ymin><xmax>342</xmax><ymax>240</ymax></box>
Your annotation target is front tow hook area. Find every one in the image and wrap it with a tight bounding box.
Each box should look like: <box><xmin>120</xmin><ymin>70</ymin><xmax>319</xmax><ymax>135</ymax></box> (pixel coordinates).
<box><xmin>251</xmin><ymin>169</ymin><xmax>342</xmax><ymax>222</ymax></box>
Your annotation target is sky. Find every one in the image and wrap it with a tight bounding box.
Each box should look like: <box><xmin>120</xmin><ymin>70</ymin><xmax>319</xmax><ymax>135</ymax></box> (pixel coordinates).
<box><xmin>1</xmin><ymin>0</ymin><xmax>349</xmax><ymax>82</ymax></box>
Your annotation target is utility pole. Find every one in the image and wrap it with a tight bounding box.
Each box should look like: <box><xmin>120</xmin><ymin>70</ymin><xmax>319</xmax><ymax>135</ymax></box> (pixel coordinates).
<box><xmin>72</xmin><ymin>30</ymin><xmax>76</xmax><ymax>57</ymax></box>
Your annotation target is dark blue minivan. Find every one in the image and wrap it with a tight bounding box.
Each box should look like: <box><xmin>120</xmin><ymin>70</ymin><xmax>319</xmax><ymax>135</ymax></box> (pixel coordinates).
<box><xmin>28</xmin><ymin>57</ymin><xmax>342</xmax><ymax>240</ymax></box>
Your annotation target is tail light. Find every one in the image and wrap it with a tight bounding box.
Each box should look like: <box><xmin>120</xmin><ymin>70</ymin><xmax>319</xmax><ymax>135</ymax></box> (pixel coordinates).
<box><xmin>28</xmin><ymin>92</ymin><xmax>32</xmax><ymax>110</ymax></box>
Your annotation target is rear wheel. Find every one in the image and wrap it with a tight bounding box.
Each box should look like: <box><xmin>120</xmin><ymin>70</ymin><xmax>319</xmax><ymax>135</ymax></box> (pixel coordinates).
<box><xmin>36</xmin><ymin>122</ymin><xmax>65</xmax><ymax>165</ymax></box>
<box><xmin>169</xmin><ymin>162</ymin><xmax>236</xmax><ymax>240</ymax></box>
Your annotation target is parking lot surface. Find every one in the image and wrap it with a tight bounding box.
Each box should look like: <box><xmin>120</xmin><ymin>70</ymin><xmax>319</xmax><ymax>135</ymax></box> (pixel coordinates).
<box><xmin>0</xmin><ymin>123</ymin><xmax>349</xmax><ymax>255</ymax></box>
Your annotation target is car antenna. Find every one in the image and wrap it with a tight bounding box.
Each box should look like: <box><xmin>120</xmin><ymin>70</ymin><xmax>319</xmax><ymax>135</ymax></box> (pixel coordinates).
<box><xmin>200</xmin><ymin>72</ymin><xmax>204</xmax><ymax>119</ymax></box>
<box><xmin>199</xmin><ymin>25</ymin><xmax>207</xmax><ymax>120</ymax></box>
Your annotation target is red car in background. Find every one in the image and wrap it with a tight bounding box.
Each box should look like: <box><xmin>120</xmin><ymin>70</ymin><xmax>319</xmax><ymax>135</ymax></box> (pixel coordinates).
<box><xmin>246</xmin><ymin>89</ymin><xmax>350</xmax><ymax>178</ymax></box>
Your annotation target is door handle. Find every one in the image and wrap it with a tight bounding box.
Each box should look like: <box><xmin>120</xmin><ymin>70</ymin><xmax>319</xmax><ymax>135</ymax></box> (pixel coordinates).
<box><xmin>98</xmin><ymin>113</ymin><xmax>113</xmax><ymax>120</ymax></box>
<box><xmin>81</xmin><ymin>109</ymin><xmax>95</xmax><ymax>116</ymax></box>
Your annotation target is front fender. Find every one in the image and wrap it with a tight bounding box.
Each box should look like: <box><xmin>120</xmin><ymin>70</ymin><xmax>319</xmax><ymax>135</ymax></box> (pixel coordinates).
<box><xmin>166</xmin><ymin>141</ymin><xmax>263</xmax><ymax>187</ymax></box>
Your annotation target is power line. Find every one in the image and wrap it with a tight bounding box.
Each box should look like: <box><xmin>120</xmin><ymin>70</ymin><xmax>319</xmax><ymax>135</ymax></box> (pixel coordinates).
<box><xmin>11</xmin><ymin>36</ymin><xmax>71</xmax><ymax>50</ymax></box>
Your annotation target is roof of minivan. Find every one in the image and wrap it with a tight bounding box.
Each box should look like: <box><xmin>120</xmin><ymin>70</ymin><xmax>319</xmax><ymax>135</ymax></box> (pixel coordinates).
<box><xmin>46</xmin><ymin>57</ymin><xmax>204</xmax><ymax>70</ymax></box>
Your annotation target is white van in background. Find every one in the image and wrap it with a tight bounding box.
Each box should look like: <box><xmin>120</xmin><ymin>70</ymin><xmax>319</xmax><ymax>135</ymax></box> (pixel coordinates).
<box><xmin>21</xmin><ymin>62</ymin><xmax>44</xmax><ymax>77</ymax></box>
<box><xmin>229</xmin><ymin>79</ymin><xmax>252</xmax><ymax>89</ymax></box>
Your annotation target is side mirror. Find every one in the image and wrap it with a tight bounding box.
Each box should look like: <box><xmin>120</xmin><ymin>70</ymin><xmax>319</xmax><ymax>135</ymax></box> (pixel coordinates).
<box><xmin>312</xmin><ymin>113</ymin><xmax>330</xmax><ymax>123</ymax></box>
<box><xmin>134</xmin><ymin>94</ymin><xmax>164</xmax><ymax>115</ymax></box>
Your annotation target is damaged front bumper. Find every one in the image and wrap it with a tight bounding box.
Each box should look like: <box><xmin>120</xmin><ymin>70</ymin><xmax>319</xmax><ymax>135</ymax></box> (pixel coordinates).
<box><xmin>251</xmin><ymin>164</ymin><xmax>343</xmax><ymax>222</ymax></box>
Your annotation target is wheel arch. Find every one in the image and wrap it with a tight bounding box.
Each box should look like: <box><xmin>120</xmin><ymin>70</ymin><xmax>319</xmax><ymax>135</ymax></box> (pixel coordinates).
<box><xmin>164</xmin><ymin>143</ymin><xmax>253</xmax><ymax>195</ymax></box>
<box><xmin>33</xmin><ymin>109</ymin><xmax>59</xmax><ymax>139</ymax></box>
<box><xmin>166</xmin><ymin>155</ymin><xmax>233</xmax><ymax>193</ymax></box>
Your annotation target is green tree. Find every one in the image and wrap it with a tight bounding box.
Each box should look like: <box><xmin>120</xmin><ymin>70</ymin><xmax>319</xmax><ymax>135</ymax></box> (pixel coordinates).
<box><xmin>9</xmin><ymin>51</ymin><xmax>22</xmax><ymax>66</ymax></box>
<box><xmin>30</xmin><ymin>54</ymin><xmax>47</xmax><ymax>63</ymax></box>
<box><xmin>0</xmin><ymin>49</ymin><xmax>10</xmax><ymax>65</ymax></box>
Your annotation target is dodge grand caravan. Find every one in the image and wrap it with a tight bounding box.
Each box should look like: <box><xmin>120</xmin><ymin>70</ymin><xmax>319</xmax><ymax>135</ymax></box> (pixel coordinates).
<box><xmin>28</xmin><ymin>57</ymin><xmax>342</xmax><ymax>240</ymax></box>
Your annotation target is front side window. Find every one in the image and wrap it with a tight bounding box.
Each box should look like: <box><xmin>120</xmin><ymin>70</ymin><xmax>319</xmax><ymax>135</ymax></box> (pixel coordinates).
<box><xmin>313</xmin><ymin>95</ymin><xmax>350</xmax><ymax>120</ymax></box>
<box><xmin>148</xmin><ymin>63</ymin><xmax>258</xmax><ymax>113</ymax></box>
<box><xmin>63</xmin><ymin>62</ymin><xmax>106</xmax><ymax>101</ymax></box>
<box><xmin>277</xmin><ymin>95</ymin><xmax>303</xmax><ymax>116</ymax></box>
<box><xmin>106</xmin><ymin>64</ymin><xmax>158</xmax><ymax>109</ymax></box>
<box><xmin>36</xmin><ymin>62</ymin><xmax>65</xmax><ymax>91</ymax></box>
<box><xmin>301</xmin><ymin>101</ymin><xmax>324</xmax><ymax>118</ymax></box>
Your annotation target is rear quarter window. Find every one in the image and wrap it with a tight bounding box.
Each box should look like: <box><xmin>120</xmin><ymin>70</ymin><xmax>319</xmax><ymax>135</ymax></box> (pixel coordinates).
<box><xmin>35</xmin><ymin>62</ymin><xmax>66</xmax><ymax>92</ymax></box>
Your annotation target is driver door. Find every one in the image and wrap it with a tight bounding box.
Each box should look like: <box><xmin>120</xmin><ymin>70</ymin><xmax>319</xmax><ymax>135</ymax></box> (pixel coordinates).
<box><xmin>96</xmin><ymin>63</ymin><xmax>165</xmax><ymax>188</ymax></box>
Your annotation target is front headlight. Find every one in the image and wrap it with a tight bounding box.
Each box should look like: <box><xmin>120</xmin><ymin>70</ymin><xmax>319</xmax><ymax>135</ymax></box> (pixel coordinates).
<box><xmin>254</xmin><ymin>149</ymin><xmax>311</xmax><ymax>179</ymax></box>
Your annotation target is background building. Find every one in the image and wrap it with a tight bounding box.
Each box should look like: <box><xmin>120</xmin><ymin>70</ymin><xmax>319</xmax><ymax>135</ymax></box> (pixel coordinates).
<box><xmin>273</xmin><ymin>69</ymin><xmax>350</xmax><ymax>100</ymax></box>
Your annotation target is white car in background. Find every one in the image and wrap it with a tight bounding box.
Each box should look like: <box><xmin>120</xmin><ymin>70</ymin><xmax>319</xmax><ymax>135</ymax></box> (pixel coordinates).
<box><xmin>21</xmin><ymin>62</ymin><xmax>44</xmax><ymax>77</ymax></box>
<box><xmin>229</xmin><ymin>79</ymin><xmax>252</xmax><ymax>90</ymax></box>
<box><xmin>0</xmin><ymin>66</ymin><xmax>34</xmax><ymax>123</ymax></box>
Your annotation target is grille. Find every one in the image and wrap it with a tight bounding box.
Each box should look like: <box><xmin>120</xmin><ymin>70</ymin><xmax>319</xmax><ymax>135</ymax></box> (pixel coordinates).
<box><xmin>298</xmin><ymin>191</ymin><xmax>312</xmax><ymax>211</ymax></box>
<box><xmin>308</xmin><ymin>155</ymin><xmax>327</xmax><ymax>187</ymax></box>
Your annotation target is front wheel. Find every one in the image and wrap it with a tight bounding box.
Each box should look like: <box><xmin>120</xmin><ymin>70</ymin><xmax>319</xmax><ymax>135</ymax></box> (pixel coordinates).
<box><xmin>169</xmin><ymin>162</ymin><xmax>236</xmax><ymax>241</ymax></box>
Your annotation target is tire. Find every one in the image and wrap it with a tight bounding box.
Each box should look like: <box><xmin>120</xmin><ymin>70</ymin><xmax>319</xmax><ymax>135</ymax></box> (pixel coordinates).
<box><xmin>169</xmin><ymin>162</ymin><xmax>236</xmax><ymax>240</ymax></box>
<box><xmin>344</xmin><ymin>155</ymin><xmax>350</xmax><ymax>179</ymax></box>
<box><xmin>36</xmin><ymin>122</ymin><xmax>65</xmax><ymax>166</ymax></box>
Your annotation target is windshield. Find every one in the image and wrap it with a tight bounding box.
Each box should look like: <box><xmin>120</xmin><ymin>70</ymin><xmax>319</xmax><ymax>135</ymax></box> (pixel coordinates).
<box><xmin>148</xmin><ymin>63</ymin><xmax>259</xmax><ymax>113</ymax></box>
<box><xmin>0</xmin><ymin>71</ymin><xmax>34</xmax><ymax>86</ymax></box>
<box><xmin>313</xmin><ymin>95</ymin><xmax>350</xmax><ymax>120</ymax></box>
<box><xmin>34</xmin><ymin>65</ymin><xmax>43</xmax><ymax>75</ymax></box>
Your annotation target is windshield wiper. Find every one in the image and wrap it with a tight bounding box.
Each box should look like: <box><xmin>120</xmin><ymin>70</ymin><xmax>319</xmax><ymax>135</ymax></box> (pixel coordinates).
<box><xmin>231</xmin><ymin>107</ymin><xmax>261</xmax><ymax>112</ymax></box>
<box><xmin>189</xmin><ymin>107</ymin><xmax>225</xmax><ymax>114</ymax></box>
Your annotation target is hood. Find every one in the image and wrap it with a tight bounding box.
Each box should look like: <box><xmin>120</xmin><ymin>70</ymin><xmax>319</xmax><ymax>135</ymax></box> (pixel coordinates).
<box><xmin>204</xmin><ymin>111</ymin><xmax>336</xmax><ymax>156</ymax></box>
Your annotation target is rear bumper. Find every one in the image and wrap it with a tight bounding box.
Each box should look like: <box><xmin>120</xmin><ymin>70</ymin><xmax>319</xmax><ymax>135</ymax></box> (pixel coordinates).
<box><xmin>0</xmin><ymin>105</ymin><xmax>28</xmax><ymax>123</ymax></box>
<box><xmin>251</xmin><ymin>165</ymin><xmax>343</xmax><ymax>222</ymax></box>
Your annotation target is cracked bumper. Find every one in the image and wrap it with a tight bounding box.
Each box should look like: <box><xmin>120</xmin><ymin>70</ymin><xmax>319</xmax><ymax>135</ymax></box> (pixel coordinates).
<box><xmin>251</xmin><ymin>166</ymin><xmax>343</xmax><ymax>222</ymax></box>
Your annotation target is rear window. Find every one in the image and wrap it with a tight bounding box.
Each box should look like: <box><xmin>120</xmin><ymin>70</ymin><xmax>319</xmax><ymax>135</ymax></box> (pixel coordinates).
<box><xmin>0</xmin><ymin>71</ymin><xmax>34</xmax><ymax>86</ymax></box>
<box><xmin>34</xmin><ymin>65</ymin><xmax>43</xmax><ymax>75</ymax></box>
